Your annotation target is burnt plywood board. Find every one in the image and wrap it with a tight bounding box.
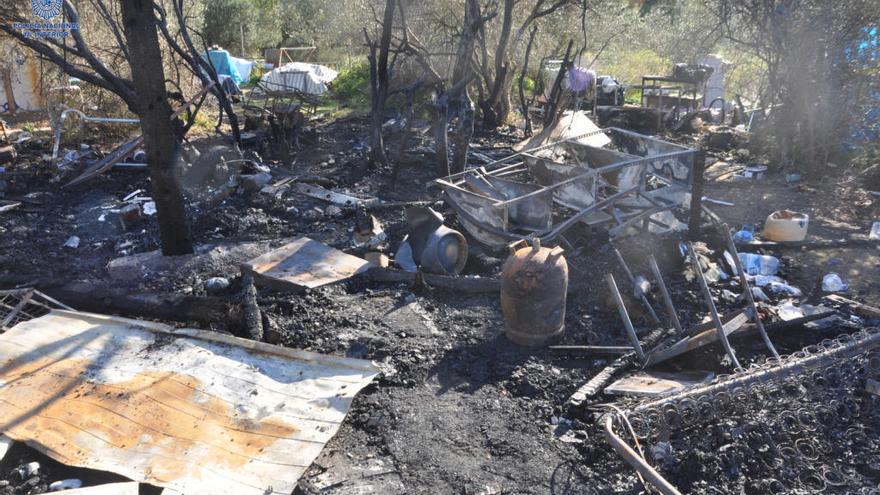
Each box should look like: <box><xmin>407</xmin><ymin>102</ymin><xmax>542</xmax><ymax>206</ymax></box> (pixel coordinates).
<box><xmin>0</xmin><ymin>310</ymin><xmax>379</xmax><ymax>495</ymax></box>
<box><xmin>606</xmin><ymin>370</ymin><xmax>715</xmax><ymax>397</ymax></box>
<box><xmin>243</xmin><ymin>237</ymin><xmax>373</xmax><ymax>289</ymax></box>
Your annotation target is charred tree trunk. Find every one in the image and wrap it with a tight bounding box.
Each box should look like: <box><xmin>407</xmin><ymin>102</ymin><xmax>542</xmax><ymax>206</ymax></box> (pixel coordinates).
<box><xmin>366</xmin><ymin>0</ymin><xmax>396</xmax><ymax>167</ymax></box>
<box><xmin>121</xmin><ymin>0</ymin><xmax>192</xmax><ymax>255</ymax></box>
<box><xmin>543</xmin><ymin>40</ymin><xmax>574</xmax><ymax>128</ymax></box>
<box><xmin>433</xmin><ymin>97</ymin><xmax>450</xmax><ymax>177</ymax></box>
<box><xmin>518</xmin><ymin>26</ymin><xmax>538</xmax><ymax>137</ymax></box>
<box><xmin>479</xmin><ymin>0</ymin><xmax>514</xmax><ymax>129</ymax></box>
<box><xmin>450</xmin><ymin>91</ymin><xmax>475</xmax><ymax>174</ymax></box>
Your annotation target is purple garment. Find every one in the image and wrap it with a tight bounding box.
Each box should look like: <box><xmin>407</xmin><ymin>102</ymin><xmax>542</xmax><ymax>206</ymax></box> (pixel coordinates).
<box><xmin>566</xmin><ymin>67</ymin><xmax>596</xmax><ymax>92</ymax></box>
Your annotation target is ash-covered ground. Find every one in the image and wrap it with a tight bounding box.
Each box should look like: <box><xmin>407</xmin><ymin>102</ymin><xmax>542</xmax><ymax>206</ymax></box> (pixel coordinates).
<box><xmin>0</xmin><ymin>113</ymin><xmax>878</xmax><ymax>494</ymax></box>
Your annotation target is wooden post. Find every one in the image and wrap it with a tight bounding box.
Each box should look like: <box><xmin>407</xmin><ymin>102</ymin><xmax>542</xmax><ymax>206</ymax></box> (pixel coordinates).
<box><xmin>688</xmin><ymin>149</ymin><xmax>706</xmax><ymax>240</ymax></box>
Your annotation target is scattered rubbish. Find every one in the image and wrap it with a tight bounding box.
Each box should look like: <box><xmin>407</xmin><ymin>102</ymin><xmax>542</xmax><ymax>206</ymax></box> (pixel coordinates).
<box><xmin>732</xmin><ymin>226</ymin><xmax>754</xmax><ymax>244</ymax></box>
<box><xmin>205</xmin><ymin>277</ymin><xmax>231</xmax><ymax>293</ymax></box>
<box><xmin>243</xmin><ymin>237</ymin><xmax>373</xmax><ymax>290</ymax></box>
<box><xmin>702</xmin><ymin>196</ymin><xmax>734</xmax><ymax>207</ymax></box>
<box><xmin>293</xmin><ymin>182</ymin><xmax>372</xmax><ymax>208</ymax></box>
<box><xmin>763</xmin><ymin>210</ymin><xmax>809</xmax><ymax>241</ymax></box>
<box><xmin>0</xmin><ymin>310</ymin><xmax>378</xmax><ymax>494</ymax></box>
<box><xmin>396</xmin><ymin>207</ymin><xmax>468</xmax><ymax>275</ymax></box>
<box><xmin>605</xmin><ymin>370</ymin><xmax>715</xmax><ymax>397</ymax></box>
<box><xmin>776</xmin><ymin>300</ymin><xmax>805</xmax><ymax>321</ymax></box>
<box><xmin>785</xmin><ymin>172</ymin><xmax>802</xmax><ymax>184</ymax></box>
<box><xmin>737</xmin><ymin>252</ymin><xmax>779</xmax><ymax>276</ymax></box>
<box><xmin>142</xmin><ymin>201</ymin><xmax>157</xmax><ymax>215</ymax></box>
<box><xmin>240</xmin><ymin>172</ymin><xmax>273</xmax><ymax>192</ymax></box>
<box><xmin>353</xmin><ymin>209</ymin><xmax>387</xmax><ymax>249</ymax></box>
<box><xmin>870</xmin><ymin>221</ymin><xmax>880</xmax><ymax>240</ymax></box>
<box><xmin>49</xmin><ymin>479</ymin><xmax>83</xmax><ymax>491</ymax></box>
<box><xmin>742</xmin><ymin>164</ymin><xmax>767</xmax><ymax>180</ymax></box>
<box><xmin>822</xmin><ymin>272</ymin><xmax>848</xmax><ymax>292</ymax></box>
<box><xmin>0</xmin><ymin>200</ymin><xmax>21</xmax><ymax>214</ymax></box>
<box><xmin>751</xmin><ymin>286</ymin><xmax>770</xmax><ymax>302</ymax></box>
<box><xmin>364</xmin><ymin>252</ymin><xmax>390</xmax><ymax>268</ymax></box>
<box><xmin>633</xmin><ymin>275</ymin><xmax>652</xmax><ymax>299</ymax></box>
<box><xmin>63</xmin><ymin>235</ymin><xmax>80</xmax><ymax>249</ymax></box>
<box><xmin>19</xmin><ymin>461</ymin><xmax>40</xmax><ymax>477</ymax></box>
<box><xmin>122</xmin><ymin>189</ymin><xmax>143</xmax><ymax>202</ymax></box>
<box><xmin>501</xmin><ymin>239</ymin><xmax>568</xmax><ymax>346</ymax></box>
<box><xmin>118</xmin><ymin>203</ymin><xmax>142</xmax><ymax>229</ymax></box>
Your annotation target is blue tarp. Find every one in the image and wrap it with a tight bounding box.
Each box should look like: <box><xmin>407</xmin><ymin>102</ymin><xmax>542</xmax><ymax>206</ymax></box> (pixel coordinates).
<box><xmin>207</xmin><ymin>49</ymin><xmax>243</xmax><ymax>85</ymax></box>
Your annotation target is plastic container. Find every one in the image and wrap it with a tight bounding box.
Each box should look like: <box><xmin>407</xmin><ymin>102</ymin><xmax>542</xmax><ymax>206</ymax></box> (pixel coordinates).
<box><xmin>822</xmin><ymin>273</ymin><xmax>848</xmax><ymax>292</ymax></box>
<box><xmin>733</xmin><ymin>226</ymin><xmax>754</xmax><ymax>244</ymax></box>
<box><xmin>763</xmin><ymin>210</ymin><xmax>809</xmax><ymax>242</ymax></box>
<box><xmin>737</xmin><ymin>253</ymin><xmax>780</xmax><ymax>276</ymax></box>
<box><xmin>870</xmin><ymin>221</ymin><xmax>880</xmax><ymax>240</ymax></box>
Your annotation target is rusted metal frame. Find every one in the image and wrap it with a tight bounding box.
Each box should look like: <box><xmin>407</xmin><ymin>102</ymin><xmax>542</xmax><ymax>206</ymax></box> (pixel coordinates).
<box><xmin>0</xmin><ymin>290</ymin><xmax>33</xmax><ymax>330</ymax></box>
<box><xmin>441</xmin><ymin>127</ymin><xmax>614</xmax><ymax>178</ymax></box>
<box><xmin>687</xmin><ymin>241</ymin><xmax>742</xmax><ymax>369</ymax></box>
<box><xmin>721</xmin><ymin>224</ymin><xmax>780</xmax><ymax>359</ymax></box>
<box><xmin>493</xmin><ymin>149</ymin><xmax>693</xmax><ymax>208</ymax></box>
<box><xmin>648</xmin><ymin>255</ymin><xmax>683</xmax><ymax>335</ymax></box>
<box><xmin>612</xmin><ymin>248</ymin><xmax>661</xmax><ymax>325</ymax></box>
<box><xmin>607</xmin><ymin>205</ymin><xmax>674</xmax><ymax>237</ymax></box>
<box><xmin>541</xmin><ymin>185</ymin><xmax>640</xmax><ymax>242</ymax></box>
<box><xmin>606</xmin><ymin>273</ymin><xmax>646</xmax><ymax>363</ymax></box>
<box><xmin>441</xmin><ymin>185</ymin><xmax>640</xmax><ymax>244</ymax></box>
<box><xmin>603</xmin><ymin>414</ymin><xmax>683</xmax><ymax>495</ymax></box>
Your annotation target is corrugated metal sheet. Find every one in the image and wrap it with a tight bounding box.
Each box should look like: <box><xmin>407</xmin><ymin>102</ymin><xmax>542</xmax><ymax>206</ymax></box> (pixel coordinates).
<box><xmin>0</xmin><ymin>310</ymin><xmax>379</xmax><ymax>494</ymax></box>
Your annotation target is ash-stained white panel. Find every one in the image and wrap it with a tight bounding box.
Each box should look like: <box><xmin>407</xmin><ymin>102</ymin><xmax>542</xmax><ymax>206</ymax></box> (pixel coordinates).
<box><xmin>0</xmin><ymin>311</ymin><xmax>379</xmax><ymax>495</ymax></box>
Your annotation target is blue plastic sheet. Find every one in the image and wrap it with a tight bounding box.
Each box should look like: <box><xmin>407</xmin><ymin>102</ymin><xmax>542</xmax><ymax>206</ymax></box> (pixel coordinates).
<box><xmin>207</xmin><ymin>49</ymin><xmax>243</xmax><ymax>85</ymax></box>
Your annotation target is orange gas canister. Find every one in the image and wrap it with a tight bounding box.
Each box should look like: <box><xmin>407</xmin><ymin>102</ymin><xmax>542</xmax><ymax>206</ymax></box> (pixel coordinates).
<box><xmin>500</xmin><ymin>239</ymin><xmax>568</xmax><ymax>346</ymax></box>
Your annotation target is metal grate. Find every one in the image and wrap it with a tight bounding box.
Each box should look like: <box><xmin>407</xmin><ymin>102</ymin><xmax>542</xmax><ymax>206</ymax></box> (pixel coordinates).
<box><xmin>0</xmin><ymin>289</ymin><xmax>74</xmax><ymax>332</ymax></box>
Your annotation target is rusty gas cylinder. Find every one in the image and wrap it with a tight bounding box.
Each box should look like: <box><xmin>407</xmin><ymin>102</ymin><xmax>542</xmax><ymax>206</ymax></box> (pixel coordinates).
<box><xmin>501</xmin><ymin>238</ymin><xmax>568</xmax><ymax>346</ymax></box>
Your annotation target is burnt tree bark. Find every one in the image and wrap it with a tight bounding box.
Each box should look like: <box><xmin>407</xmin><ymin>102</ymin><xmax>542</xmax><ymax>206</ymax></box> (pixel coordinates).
<box><xmin>366</xmin><ymin>0</ymin><xmax>396</xmax><ymax>167</ymax></box>
<box><xmin>121</xmin><ymin>0</ymin><xmax>192</xmax><ymax>255</ymax></box>
<box><xmin>518</xmin><ymin>26</ymin><xmax>538</xmax><ymax>137</ymax></box>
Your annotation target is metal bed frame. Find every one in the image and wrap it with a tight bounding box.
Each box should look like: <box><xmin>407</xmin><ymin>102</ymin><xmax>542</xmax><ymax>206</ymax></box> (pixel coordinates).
<box><xmin>435</xmin><ymin>127</ymin><xmax>696</xmax><ymax>249</ymax></box>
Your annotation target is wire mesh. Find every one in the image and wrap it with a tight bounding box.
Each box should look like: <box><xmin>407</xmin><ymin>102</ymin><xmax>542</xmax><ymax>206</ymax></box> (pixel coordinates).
<box><xmin>0</xmin><ymin>289</ymin><xmax>73</xmax><ymax>332</ymax></box>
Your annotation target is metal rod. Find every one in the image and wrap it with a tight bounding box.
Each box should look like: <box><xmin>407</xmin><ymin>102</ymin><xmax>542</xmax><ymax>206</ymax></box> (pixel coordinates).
<box><xmin>721</xmin><ymin>223</ymin><xmax>780</xmax><ymax>359</ymax></box>
<box><xmin>687</xmin><ymin>242</ymin><xmax>741</xmax><ymax>369</ymax></box>
<box><xmin>606</xmin><ymin>273</ymin><xmax>646</xmax><ymax>363</ymax></box>
<box><xmin>603</xmin><ymin>415</ymin><xmax>683</xmax><ymax>495</ymax></box>
<box><xmin>648</xmin><ymin>255</ymin><xmax>683</xmax><ymax>335</ymax></box>
<box><xmin>613</xmin><ymin>248</ymin><xmax>660</xmax><ymax>325</ymax></box>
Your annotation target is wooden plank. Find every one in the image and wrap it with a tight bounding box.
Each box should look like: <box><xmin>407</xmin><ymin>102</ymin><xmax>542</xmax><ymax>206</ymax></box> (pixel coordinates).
<box><xmin>242</xmin><ymin>237</ymin><xmax>373</xmax><ymax>290</ymax></box>
<box><xmin>606</xmin><ymin>370</ymin><xmax>715</xmax><ymax>397</ymax></box>
<box><xmin>645</xmin><ymin>312</ymin><xmax>749</xmax><ymax>366</ymax></box>
<box><xmin>0</xmin><ymin>310</ymin><xmax>378</xmax><ymax>495</ymax></box>
<box><xmin>826</xmin><ymin>294</ymin><xmax>880</xmax><ymax>319</ymax></box>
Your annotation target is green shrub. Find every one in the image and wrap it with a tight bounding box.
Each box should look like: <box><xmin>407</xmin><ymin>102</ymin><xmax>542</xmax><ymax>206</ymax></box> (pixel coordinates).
<box><xmin>329</xmin><ymin>62</ymin><xmax>370</xmax><ymax>109</ymax></box>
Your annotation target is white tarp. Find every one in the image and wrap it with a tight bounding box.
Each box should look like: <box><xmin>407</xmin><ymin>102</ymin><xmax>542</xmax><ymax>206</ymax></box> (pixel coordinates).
<box><xmin>0</xmin><ymin>310</ymin><xmax>378</xmax><ymax>495</ymax></box>
<box><xmin>259</xmin><ymin>62</ymin><xmax>338</xmax><ymax>95</ymax></box>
